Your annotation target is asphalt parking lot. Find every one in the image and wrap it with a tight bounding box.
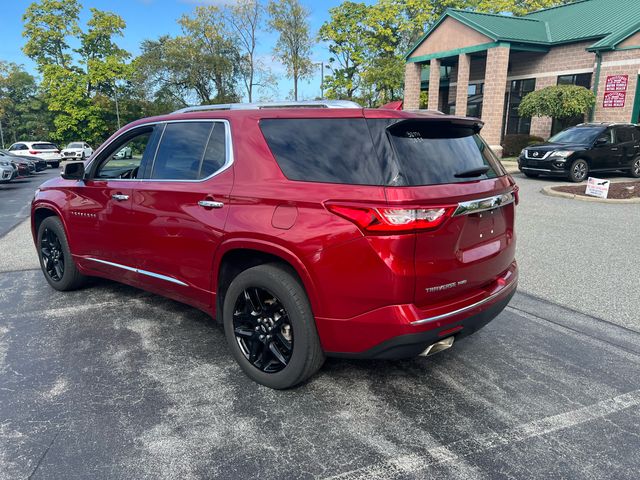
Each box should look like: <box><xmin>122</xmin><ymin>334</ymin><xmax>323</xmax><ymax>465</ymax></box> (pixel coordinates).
<box><xmin>1</xmin><ymin>170</ymin><xmax>639</xmax><ymax>479</ymax></box>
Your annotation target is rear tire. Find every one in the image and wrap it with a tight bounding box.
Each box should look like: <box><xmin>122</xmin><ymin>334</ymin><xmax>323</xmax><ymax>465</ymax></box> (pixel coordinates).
<box><xmin>51</xmin><ymin>162</ymin><xmax>60</xmax><ymax>169</ymax></box>
<box><xmin>568</xmin><ymin>159</ymin><xmax>588</xmax><ymax>182</ymax></box>
<box><xmin>629</xmin><ymin>157</ymin><xmax>640</xmax><ymax>178</ymax></box>
<box><xmin>222</xmin><ymin>263</ymin><xmax>325</xmax><ymax>389</ymax></box>
<box><xmin>37</xmin><ymin>216</ymin><xmax>87</xmax><ymax>291</ymax></box>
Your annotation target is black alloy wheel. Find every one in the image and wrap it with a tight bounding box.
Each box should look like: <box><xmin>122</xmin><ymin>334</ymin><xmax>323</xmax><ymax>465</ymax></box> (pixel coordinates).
<box><xmin>569</xmin><ymin>159</ymin><xmax>588</xmax><ymax>182</ymax></box>
<box><xmin>222</xmin><ymin>263</ymin><xmax>325</xmax><ymax>389</ymax></box>
<box><xmin>630</xmin><ymin>157</ymin><xmax>640</xmax><ymax>178</ymax></box>
<box><xmin>40</xmin><ymin>227</ymin><xmax>65</xmax><ymax>281</ymax></box>
<box><xmin>37</xmin><ymin>216</ymin><xmax>87</xmax><ymax>291</ymax></box>
<box><xmin>232</xmin><ymin>287</ymin><xmax>294</xmax><ymax>373</ymax></box>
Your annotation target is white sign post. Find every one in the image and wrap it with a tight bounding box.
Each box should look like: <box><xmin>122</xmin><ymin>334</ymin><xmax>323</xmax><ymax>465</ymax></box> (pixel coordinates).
<box><xmin>585</xmin><ymin>177</ymin><xmax>610</xmax><ymax>199</ymax></box>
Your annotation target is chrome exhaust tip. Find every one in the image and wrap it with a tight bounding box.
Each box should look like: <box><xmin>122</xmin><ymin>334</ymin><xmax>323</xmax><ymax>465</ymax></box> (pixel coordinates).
<box><xmin>420</xmin><ymin>336</ymin><xmax>455</xmax><ymax>357</ymax></box>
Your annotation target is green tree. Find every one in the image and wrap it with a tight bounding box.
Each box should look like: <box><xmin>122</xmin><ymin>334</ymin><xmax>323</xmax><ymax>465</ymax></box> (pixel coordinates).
<box><xmin>318</xmin><ymin>2</ymin><xmax>368</xmax><ymax>100</ymax></box>
<box><xmin>518</xmin><ymin>85</ymin><xmax>595</xmax><ymax>120</ymax></box>
<box><xmin>268</xmin><ymin>0</ymin><xmax>313</xmax><ymax>101</ymax></box>
<box><xmin>179</xmin><ymin>6</ymin><xmax>242</xmax><ymax>103</ymax></box>
<box><xmin>22</xmin><ymin>0</ymin><xmax>81</xmax><ymax>68</ymax></box>
<box><xmin>225</xmin><ymin>0</ymin><xmax>266</xmax><ymax>102</ymax></box>
<box><xmin>22</xmin><ymin>1</ymin><xmax>132</xmax><ymax>144</ymax></box>
<box><xmin>0</xmin><ymin>62</ymin><xmax>52</xmax><ymax>144</ymax></box>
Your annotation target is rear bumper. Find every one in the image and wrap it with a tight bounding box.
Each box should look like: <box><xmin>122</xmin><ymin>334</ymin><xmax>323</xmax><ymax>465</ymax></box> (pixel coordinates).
<box><xmin>319</xmin><ymin>262</ymin><xmax>517</xmax><ymax>358</ymax></box>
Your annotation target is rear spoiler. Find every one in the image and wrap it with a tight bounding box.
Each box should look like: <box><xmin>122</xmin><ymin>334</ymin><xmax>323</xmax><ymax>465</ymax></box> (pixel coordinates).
<box><xmin>386</xmin><ymin>117</ymin><xmax>484</xmax><ymax>136</ymax></box>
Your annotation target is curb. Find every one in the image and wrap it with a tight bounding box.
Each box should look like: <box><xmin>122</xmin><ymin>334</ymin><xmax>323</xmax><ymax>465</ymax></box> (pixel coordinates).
<box><xmin>541</xmin><ymin>185</ymin><xmax>640</xmax><ymax>204</ymax></box>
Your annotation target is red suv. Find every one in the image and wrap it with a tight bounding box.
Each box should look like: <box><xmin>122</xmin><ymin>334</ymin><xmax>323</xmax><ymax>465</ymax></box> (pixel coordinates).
<box><xmin>31</xmin><ymin>101</ymin><xmax>518</xmax><ymax>389</ymax></box>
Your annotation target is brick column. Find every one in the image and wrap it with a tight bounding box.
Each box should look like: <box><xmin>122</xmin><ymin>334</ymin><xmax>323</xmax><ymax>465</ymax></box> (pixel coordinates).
<box><xmin>403</xmin><ymin>62</ymin><xmax>421</xmax><ymax>110</ymax></box>
<box><xmin>529</xmin><ymin>75</ymin><xmax>556</xmax><ymax>139</ymax></box>
<box><xmin>455</xmin><ymin>54</ymin><xmax>470</xmax><ymax>116</ymax></box>
<box><xmin>428</xmin><ymin>58</ymin><xmax>441</xmax><ymax>111</ymax></box>
<box><xmin>481</xmin><ymin>46</ymin><xmax>510</xmax><ymax>156</ymax></box>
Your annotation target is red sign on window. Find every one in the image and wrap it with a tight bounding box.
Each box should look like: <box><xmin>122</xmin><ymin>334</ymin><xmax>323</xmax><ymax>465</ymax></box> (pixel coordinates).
<box><xmin>605</xmin><ymin>75</ymin><xmax>628</xmax><ymax>92</ymax></box>
<box><xmin>603</xmin><ymin>91</ymin><xmax>626</xmax><ymax>108</ymax></box>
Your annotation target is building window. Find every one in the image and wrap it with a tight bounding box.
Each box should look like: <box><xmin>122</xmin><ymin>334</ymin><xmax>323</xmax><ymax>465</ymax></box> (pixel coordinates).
<box><xmin>506</xmin><ymin>78</ymin><xmax>536</xmax><ymax>135</ymax></box>
<box><xmin>552</xmin><ymin>73</ymin><xmax>593</xmax><ymax>135</ymax></box>
<box><xmin>466</xmin><ymin>83</ymin><xmax>483</xmax><ymax>118</ymax></box>
<box><xmin>557</xmin><ymin>73</ymin><xmax>592</xmax><ymax>89</ymax></box>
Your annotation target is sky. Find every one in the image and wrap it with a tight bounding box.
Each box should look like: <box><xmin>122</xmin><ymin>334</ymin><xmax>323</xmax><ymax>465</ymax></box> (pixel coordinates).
<box><xmin>1</xmin><ymin>0</ymin><xmax>376</xmax><ymax>102</ymax></box>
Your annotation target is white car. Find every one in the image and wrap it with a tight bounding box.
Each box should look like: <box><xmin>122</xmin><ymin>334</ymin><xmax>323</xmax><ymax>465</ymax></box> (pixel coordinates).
<box><xmin>0</xmin><ymin>160</ymin><xmax>17</xmax><ymax>183</ymax></box>
<box><xmin>62</xmin><ymin>142</ymin><xmax>93</xmax><ymax>160</ymax></box>
<box><xmin>8</xmin><ymin>141</ymin><xmax>62</xmax><ymax>168</ymax></box>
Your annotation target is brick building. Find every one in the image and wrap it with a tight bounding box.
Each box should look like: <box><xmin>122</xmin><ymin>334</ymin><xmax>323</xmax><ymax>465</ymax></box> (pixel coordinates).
<box><xmin>404</xmin><ymin>0</ymin><xmax>640</xmax><ymax>155</ymax></box>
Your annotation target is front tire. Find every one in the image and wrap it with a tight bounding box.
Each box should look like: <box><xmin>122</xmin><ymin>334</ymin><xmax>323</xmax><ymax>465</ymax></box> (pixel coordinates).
<box><xmin>629</xmin><ymin>157</ymin><xmax>640</xmax><ymax>178</ymax></box>
<box><xmin>568</xmin><ymin>159</ymin><xmax>588</xmax><ymax>182</ymax></box>
<box><xmin>222</xmin><ymin>263</ymin><xmax>325</xmax><ymax>389</ymax></box>
<box><xmin>37</xmin><ymin>216</ymin><xmax>87</xmax><ymax>291</ymax></box>
<box><xmin>523</xmin><ymin>172</ymin><xmax>539</xmax><ymax>178</ymax></box>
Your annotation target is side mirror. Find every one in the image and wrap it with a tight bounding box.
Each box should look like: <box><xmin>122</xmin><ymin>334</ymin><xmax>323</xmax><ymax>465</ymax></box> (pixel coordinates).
<box><xmin>61</xmin><ymin>161</ymin><xmax>85</xmax><ymax>180</ymax></box>
<box><xmin>595</xmin><ymin>137</ymin><xmax>608</xmax><ymax>146</ymax></box>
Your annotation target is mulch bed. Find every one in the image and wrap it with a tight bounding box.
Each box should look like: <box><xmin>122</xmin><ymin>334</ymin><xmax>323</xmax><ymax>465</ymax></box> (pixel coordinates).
<box><xmin>552</xmin><ymin>181</ymin><xmax>640</xmax><ymax>199</ymax></box>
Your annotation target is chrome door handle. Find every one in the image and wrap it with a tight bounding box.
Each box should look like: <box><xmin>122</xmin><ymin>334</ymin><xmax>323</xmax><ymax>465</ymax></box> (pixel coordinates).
<box><xmin>198</xmin><ymin>200</ymin><xmax>224</xmax><ymax>209</ymax></box>
<box><xmin>611</xmin><ymin>147</ymin><xmax>619</xmax><ymax>151</ymax></box>
<box><xmin>111</xmin><ymin>193</ymin><xmax>129</xmax><ymax>201</ymax></box>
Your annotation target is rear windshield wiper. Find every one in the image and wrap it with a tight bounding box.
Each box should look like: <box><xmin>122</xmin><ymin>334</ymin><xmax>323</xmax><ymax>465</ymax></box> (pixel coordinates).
<box><xmin>454</xmin><ymin>166</ymin><xmax>490</xmax><ymax>178</ymax></box>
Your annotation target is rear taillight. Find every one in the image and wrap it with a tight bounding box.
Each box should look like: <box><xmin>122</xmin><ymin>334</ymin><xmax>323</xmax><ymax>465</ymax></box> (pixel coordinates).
<box><xmin>326</xmin><ymin>204</ymin><xmax>453</xmax><ymax>234</ymax></box>
<box><xmin>29</xmin><ymin>150</ymin><xmax>39</xmax><ymax>154</ymax></box>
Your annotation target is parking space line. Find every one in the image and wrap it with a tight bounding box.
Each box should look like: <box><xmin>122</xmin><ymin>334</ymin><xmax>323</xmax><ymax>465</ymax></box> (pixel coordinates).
<box><xmin>326</xmin><ymin>389</ymin><xmax>640</xmax><ymax>480</ymax></box>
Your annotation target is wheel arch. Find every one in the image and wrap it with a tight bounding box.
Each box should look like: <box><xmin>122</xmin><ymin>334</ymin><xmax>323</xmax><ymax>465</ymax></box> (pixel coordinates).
<box><xmin>32</xmin><ymin>204</ymin><xmax>66</xmax><ymax>243</ymax></box>
<box><xmin>213</xmin><ymin>239</ymin><xmax>320</xmax><ymax>322</ymax></box>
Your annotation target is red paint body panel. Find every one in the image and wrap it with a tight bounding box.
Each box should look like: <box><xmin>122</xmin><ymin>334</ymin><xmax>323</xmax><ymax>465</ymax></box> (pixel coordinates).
<box><xmin>31</xmin><ymin>107</ymin><xmax>518</xmax><ymax>356</ymax></box>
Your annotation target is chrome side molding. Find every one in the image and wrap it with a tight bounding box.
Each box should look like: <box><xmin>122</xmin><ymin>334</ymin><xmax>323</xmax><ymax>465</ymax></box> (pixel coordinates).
<box><xmin>86</xmin><ymin>258</ymin><xmax>188</xmax><ymax>287</ymax></box>
<box><xmin>453</xmin><ymin>190</ymin><xmax>516</xmax><ymax>217</ymax></box>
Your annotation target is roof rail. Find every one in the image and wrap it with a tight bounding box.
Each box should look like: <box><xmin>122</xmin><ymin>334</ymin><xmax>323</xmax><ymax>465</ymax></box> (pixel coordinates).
<box><xmin>172</xmin><ymin>100</ymin><xmax>362</xmax><ymax>114</ymax></box>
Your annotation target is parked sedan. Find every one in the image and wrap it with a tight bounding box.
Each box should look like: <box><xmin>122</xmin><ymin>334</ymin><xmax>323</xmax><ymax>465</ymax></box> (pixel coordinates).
<box><xmin>12</xmin><ymin>158</ymin><xmax>35</xmax><ymax>176</ymax></box>
<box><xmin>0</xmin><ymin>150</ymin><xmax>47</xmax><ymax>172</ymax></box>
<box><xmin>0</xmin><ymin>159</ymin><xmax>16</xmax><ymax>183</ymax></box>
<box><xmin>62</xmin><ymin>142</ymin><xmax>93</xmax><ymax>160</ymax></box>
<box><xmin>518</xmin><ymin>123</ymin><xmax>640</xmax><ymax>182</ymax></box>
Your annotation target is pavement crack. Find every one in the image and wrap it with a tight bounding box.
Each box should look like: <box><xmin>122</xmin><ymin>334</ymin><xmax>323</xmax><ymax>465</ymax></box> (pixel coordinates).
<box><xmin>27</xmin><ymin>428</ymin><xmax>61</xmax><ymax>480</ymax></box>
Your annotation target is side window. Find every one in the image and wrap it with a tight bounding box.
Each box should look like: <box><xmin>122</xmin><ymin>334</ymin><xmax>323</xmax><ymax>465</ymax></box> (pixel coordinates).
<box><xmin>200</xmin><ymin>123</ymin><xmax>227</xmax><ymax>178</ymax></box>
<box><xmin>149</xmin><ymin>121</ymin><xmax>224</xmax><ymax>180</ymax></box>
<box><xmin>597</xmin><ymin>129</ymin><xmax>613</xmax><ymax>145</ymax></box>
<box><xmin>95</xmin><ymin>127</ymin><xmax>156</xmax><ymax>179</ymax></box>
<box><xmin>616</xmin><ymin>127</ymin><xmax>633</xmax><ymax>143</ymax></box>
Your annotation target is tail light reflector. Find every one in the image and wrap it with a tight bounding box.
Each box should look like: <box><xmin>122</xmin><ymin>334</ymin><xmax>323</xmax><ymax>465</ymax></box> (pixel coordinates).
<box><xmin>326</xmin><ymin>204</ymin><xmax>453</xmax><ymax>234</ymax></box>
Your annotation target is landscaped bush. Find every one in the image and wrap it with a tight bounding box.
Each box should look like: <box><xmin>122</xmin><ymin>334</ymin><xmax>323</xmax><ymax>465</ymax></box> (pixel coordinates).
<box><xmin>501</xmin><ymin>134</ymin><xmax>544</xmax><ymax>157</ymax></box>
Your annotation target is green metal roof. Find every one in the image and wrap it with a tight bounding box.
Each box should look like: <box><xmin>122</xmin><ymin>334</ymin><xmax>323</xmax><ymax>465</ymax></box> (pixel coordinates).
<box><xmin>406</xmin><ymin>0</ymin><xmax>640</xmax><ymax>59</ymax></box>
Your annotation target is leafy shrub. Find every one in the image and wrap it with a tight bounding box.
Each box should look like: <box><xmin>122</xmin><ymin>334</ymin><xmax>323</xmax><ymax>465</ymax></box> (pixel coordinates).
<box><xmin>518</xmin><ymin>85</ymin><xmax>595</xmax><ymax>119</ymax></box>
<box><xmin>501</xmin><ymin>134</ymin><xmax>544</xmax><ymax>157</ymax></box>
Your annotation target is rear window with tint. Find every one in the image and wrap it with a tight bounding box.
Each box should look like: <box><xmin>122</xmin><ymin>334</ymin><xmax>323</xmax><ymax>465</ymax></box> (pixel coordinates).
<box><xmin>259</xmin><ymin>118</ymin><xmax>386</xmax><ymax>185</ymax></box>
<box><xmin>379</xmin><ymin>120</ymin><xmax>500</xmax><ymax>186</ymax></box>
<box><xmin>260</xmin><ymin>118</ymin><xmax>502</xmax><ymax>186</ymax></box>
<box><xmin>33</xmin><ymin>143</ymin><xmax>58</xmax><ymax>150</ymax></box>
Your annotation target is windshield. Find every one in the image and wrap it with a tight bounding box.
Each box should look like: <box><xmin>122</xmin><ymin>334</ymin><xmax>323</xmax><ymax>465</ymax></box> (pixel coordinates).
<box><xmin>548</xmin><ymin>127</ymin><xmax>602</xmax><ymax>145</ymax></box>
<box><xmin>67</xmin><ymin>143</ymin><xmax>83</xmax><ymax>148</ymax></box>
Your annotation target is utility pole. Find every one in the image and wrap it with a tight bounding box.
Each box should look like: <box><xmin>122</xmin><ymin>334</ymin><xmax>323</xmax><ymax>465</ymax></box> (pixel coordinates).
<box><xmin>0</xmin><ymin>119</ymin><xmax>4</xmax><ymax>149</ymax></box>
<box><xmin>113</xmin><ymin>80</ymin><xmax>121</xmax><ymax>130</ymax></box>
<box><xmin>314</xmin><ymin>61</ymin><xmax>325</xmax><ymax>99</ymax></box>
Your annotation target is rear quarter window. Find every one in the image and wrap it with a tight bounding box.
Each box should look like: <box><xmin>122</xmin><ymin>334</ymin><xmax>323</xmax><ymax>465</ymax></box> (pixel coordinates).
<box><xmin>260</xmin><ymin>118</ymin><xmax>386</xmax><ymax>185</ymax></box>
